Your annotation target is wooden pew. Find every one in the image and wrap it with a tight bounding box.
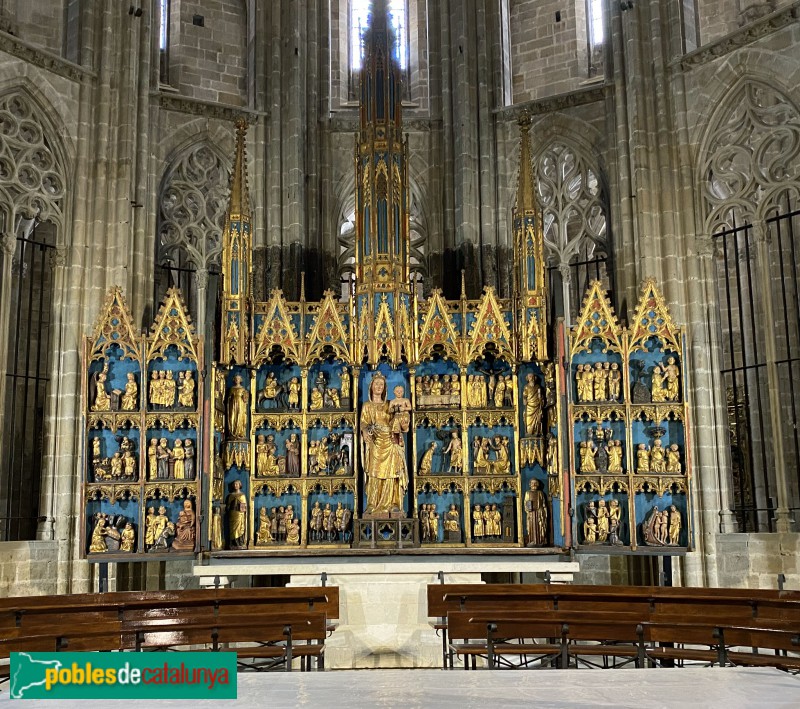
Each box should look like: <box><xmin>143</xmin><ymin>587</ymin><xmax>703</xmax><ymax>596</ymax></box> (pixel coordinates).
<box><xmin>429</xmin><ymin>584</ymin><xmax>800</xmax><ymax>671</ymax></box>
<box><xmin>447</xmin><ymin>611</ymin><xmax>648</xmax><ymax>670</ymax></box>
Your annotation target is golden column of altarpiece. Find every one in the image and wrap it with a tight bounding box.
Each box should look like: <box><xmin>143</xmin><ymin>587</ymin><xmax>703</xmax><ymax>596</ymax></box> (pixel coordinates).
<box><xmin>80</xmin><ymin>6</ymin><xmax>693</xmax><ymax>559</ymax></box>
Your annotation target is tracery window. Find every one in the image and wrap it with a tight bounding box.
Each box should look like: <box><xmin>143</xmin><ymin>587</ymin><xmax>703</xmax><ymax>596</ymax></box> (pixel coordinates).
<box><xmin>535</xmin><ymin>141</ymin><xmax>610</xmax><ymax>324</ymax></box>
<box><xmin>0</xmin><ymin>91</ymin><xmax>65</xmax><ymax>541</ymax></box>
<box><xmin>703</xmin><ymin>80</ymin><xmax>800</xmax><ymax>532</ymax></box>
<box><xmin>155</xmin><ymin>143</ymin><xmax>229</xmax><ymax>326</ymax></box>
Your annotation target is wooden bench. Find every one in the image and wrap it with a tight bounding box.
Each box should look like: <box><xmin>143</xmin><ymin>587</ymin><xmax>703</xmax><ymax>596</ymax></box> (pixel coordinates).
<box><xmin>428</xmin><ymin>584</ymin><xmax>800</xmax><ymax>671</ymax></box>
<box><xmin>0</xmin><ymin>587</ymin><xmax>338</xmax><ymax>678</ymax></box>
<box><xmin>447</xmin><ymin>610</ymin><xmax>649</xmax><ymax>670</ymax></box>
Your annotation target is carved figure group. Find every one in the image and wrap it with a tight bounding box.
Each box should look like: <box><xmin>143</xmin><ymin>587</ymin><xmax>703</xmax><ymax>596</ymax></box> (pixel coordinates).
<box><xmin>418</xmin><ymin>504</ymin><xmax>440</xmax><ymax>542</ymax></box>
<box><xmin>579</xmin><ymin>430</ymin><xmax>624</xmax><ymax>475</ymax></box>
<box><xmin>472</xmin><ymin>435</ymin><xmax>511</xmax><ymax>475</ymax></box>
<box><xmin>307</xmin><ymin>501</ymin><xmax>352</xmax><ymax>543</ymax></box>
<box><xmin>255</xmin><ymin>504</ymin><xmax>300</xmax><ymax>545</ymax></box>
<box><xmin>92</xmin><ymin>363</ymin><xmax>140</xmax><ymax>413</ymax></box>
<box><xmin>144</xmin><ymin>505</ymin><xmax>175</xmax><ymax>552</ymax></box>
<box><xmin>636</xmin><ymin>438</ymin><xmax>680</xmax><ymax>474</ymax></box>
<box><xmin>147</xmin><ymin>370</ymin><xmax>194</xmax><ymax>409</ymax></box>
<box><xmin>650</xmin><ymin>357</ymin><xmax>681</xmax><ymax>403</ymax></box>
<box><xmin>93</xmin><ymin>436</ymin><xmax>139</xmax><ymax>481</ymax></box>
<box><xmin>309</xmin><ymin>370</ymin><xmax>349</xmax><ymax>411</ymax></box>
<box><xmin>147</xmin><ymin>437</ymin><xmax>195</xmax><ymax>480</ymax></box>
<box><xmin>472</xmin><ymin>503</ymin><xmax>503</xmax><ymax>539</ymax></box>
<box><xmin>255</xmin><ymin>433</ymin><xmax>300</xmax><ymax>477</ymax></box>
<box><xmin>583</xmin><ymin>499</ymin><xmax>624</xmax><ymax>546</ymax></box>
<box><xmin>415</xmin><ymin>374</ymin><xmax>461</xmax><ymax>409</ymax></box>
<box><xmin>575</xmin><ymin>362</ymin><xmax>622</xmax><ymax>403</ymax></box>
<box><xmin>308</xmin><ymin>435</ymin><xmax>351</xmax><ymax>476</ymax></box>
<box><xmin>257</xmin><ymin>372</ymin><xmax>305</xmax><ymax>411</ymax></box>
<box><xmin>642</xmin><ymin>504</ymin><xmax>682</xmax><ymax>546</ymax></box>
<box><xmin>89</xmin><ymin>513</ymin><xmax>135</xmax><ymax>553</ymax></box>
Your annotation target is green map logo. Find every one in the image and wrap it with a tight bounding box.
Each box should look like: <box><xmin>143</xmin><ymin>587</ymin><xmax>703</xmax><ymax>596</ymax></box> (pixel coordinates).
<box><xmin>10</xmin><ymin>652</ymin><xmax>237</xmax><ymax>699</ymax></box>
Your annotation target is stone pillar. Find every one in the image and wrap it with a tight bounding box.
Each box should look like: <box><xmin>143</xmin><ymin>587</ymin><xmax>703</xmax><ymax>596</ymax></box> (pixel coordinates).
<box><xmin>753</xmin><ymin>222</ymin><xmax>794</xmax><ymax>533</ymax></box>
<box><xmin>0</xmin><ymin>231</ymin><xmax>17</xmax><ymax>539</ymax></box>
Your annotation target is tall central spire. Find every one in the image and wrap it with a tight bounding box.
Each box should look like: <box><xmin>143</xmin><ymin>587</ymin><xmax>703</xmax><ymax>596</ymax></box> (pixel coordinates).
<box><xmin>354</xmin><ymin>0</ymin><xmax>412</xmax><ymax>363</ymax></box>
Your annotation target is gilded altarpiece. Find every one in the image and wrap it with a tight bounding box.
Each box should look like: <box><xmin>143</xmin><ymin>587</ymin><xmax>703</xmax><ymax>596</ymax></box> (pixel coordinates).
<box><xmin>82</xmin><ymin>287</ymin><xmax>202</xmax><ymax>558</ymax></box>
<box><xmin>569</xmin><ymin>280</ymin><xmax>693</xmax><ymax>551</ymax></box>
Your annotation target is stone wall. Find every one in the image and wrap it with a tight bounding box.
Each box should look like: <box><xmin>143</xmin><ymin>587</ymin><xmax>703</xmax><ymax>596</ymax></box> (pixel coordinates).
<box><xmin>509</xmin><ymin>0</ymin><xmax>589</xmax><ymax>102</ymax></box>
<box><xmin>0</xmin><ymin>0</ymin><xmax>64</xmax><ymax>55</ymax></box>
<box><xmin>168</xmin><ymin>0</ymin><xmax>248</xmax><ymax>105</ymax></box>
<box><xmin>715</xmin><ymin>533</ymin><xmax>800</xmax><ymax>589</ymax></box>
<box><xmin>0</xmin><ymin>541</ymin><xmax>59</xmax><ymax>595</ymax></box>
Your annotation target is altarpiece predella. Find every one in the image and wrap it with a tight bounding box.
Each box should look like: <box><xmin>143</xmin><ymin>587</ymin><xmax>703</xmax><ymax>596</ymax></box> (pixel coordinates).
<box><xmin>80</xmin><ymin>10</ymin><xmax>693</xmax><ymax>560</ymax></box>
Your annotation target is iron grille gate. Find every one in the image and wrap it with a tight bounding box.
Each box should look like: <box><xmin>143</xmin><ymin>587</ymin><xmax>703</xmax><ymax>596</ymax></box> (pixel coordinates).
<box><xmin>713</xmin><ymin>199</ymin><xmax>800</xmax><ymax>532</ymax></box>
<box><xmin>2</xmin><ymin>223</ymin><xmax>55</xmax><ymax>540</ymax></box>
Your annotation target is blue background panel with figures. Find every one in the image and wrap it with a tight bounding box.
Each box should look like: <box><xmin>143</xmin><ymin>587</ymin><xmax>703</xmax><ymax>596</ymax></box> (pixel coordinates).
<box><xmin>575</xmin><ymin>489</ymin><xmax>630</xmax><ymax>547</ymax></box>
<box><xmin>254</xmin><ymin>490</ymin><xmax>303</xmax><ymax>540</ymax></box>
<box><xmin>142</xmin><ymin>494</ymin><xmax>196</xmax><ymax>551</ymax></box>
<box><xmin>417</xmin><ymin>490</ymin><xmax>464</xmax><ymax>543</ymax></box>
<box><xmin>468</xmin><ymin>488</ymin><xmax>517</xmax><ymax>542</ymax></box>
<box><xmin>146</xmin><ymin>344</ymin><xmax>199</xmax><ymax>410</ymax></box>
<box><xmin>415</xmin><ymin>425</ymin><xmax>460</xmax><ymax>474</ymax></box>
<box><xmin>255</xmin><ymin>363</ymin><xmax>302</xmax><ymax>411</ymax></box>
<box><xmin>634</xmin><ymin>490</ymin><xmax>689</xmax><ymax>548</ymax></box>
<box><xmin>144</xmin><ymin>428</ymin><xmax>197</xmax><ymax>481</ymax></box>
<box><xmin>571</xmin><ymin>342</ymin><xmax>624</xmax><ymax>403</ymax></box>
<box><xmin>467</xmin><ymin>424</ymin><xmax>515</xmax><ymax>473</ymax></box>
<box><xmin>87</xmin><ymin>427</ymin><xmax>141</xmax><ymax>482</ymax></box>
<box><xmin>86</xmin><ymin>497</ymin><xmax>140</xmax><ymax>554</ymax></box>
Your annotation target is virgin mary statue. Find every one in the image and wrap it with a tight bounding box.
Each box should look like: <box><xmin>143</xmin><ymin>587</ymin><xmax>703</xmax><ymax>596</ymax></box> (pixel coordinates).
<box><xmin>360</xmin><ymin>374</ymin><xmax>409</xmax><ymax>516</ymax></box>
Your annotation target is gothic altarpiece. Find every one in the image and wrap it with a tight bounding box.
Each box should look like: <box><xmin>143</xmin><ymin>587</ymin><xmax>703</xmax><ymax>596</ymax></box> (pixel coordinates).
<box><xmin>80</xmin><ymin>10</ymin><xmax>693</xmax><ymax>559</ymax></box>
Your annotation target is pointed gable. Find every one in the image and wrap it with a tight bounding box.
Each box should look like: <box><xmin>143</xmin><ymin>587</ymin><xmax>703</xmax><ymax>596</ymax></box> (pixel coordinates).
<box><xmin>571</xmin><ymin>280</ymin><xmax>623</xmax><ymax>356</ymax></box>
<box><xmin>88</xmin><ymin>287</ymin><xmax>141</xmax><ymax>361</ymax></box>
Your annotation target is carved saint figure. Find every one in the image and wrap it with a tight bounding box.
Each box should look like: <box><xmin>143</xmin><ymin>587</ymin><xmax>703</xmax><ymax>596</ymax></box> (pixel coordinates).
<box><xmin>593</xmin><ymin>362</ymin><xmax>607</xmax><ymax>401</ymax></box>
<box><xmin>226</xmin><ymin>480</ymin><xmax>247</xmax><ymax>549</ymax></box>
<box><xmin>340</xmin><ymin>368</ymin><xmax>350</xmax><ymax>401</ymax></box>
<box><xmin>157</xmin><ymin>437</ymin><xmax>171</xmax><ymax>479</ymax></box>
<box><xmin>285</xmin><ymin>433</ymin><xmax>301</xmax><ymax>477</ymax></box>
<box><xmin>636</xmin><ymin>443</ymin><xmax>650</xmax><ymax>473</ymax></box>
<box><xmin>596</xmin><ymin>499</ymin><xmax>610</xmax><ymax>543</ymax></box>
<box><xmin>576</xmin><ymin>364</ymin><xmax>590</xmax><ymax>403</ymax></box>
<box><xmin>256</xmin><ymin>507</ymin><xmax>273</xmax><ymax>544</ymax></box>
<box><xmin>442</xmin><ymin>430</ymin><xmax>463</xmax><ymax>474</ymax></box>
<box><xmin>178</xmin><ymin>370</ymin><xmax>195</xmax><ymax>408</ymax></box>
<box><xmin>419</xmin><ymin>441</ymin><xmax>436</xmax><ymax>475</ymax></box>
<box><xmin>419</xmin><ymin>504</ymin><xmax>431</xmax><ymax>542</ymax></box>
<box><xmin>608</xmin><ymin>363</ymin><xmax>622</xmax><ymax>401</ymax></box>
<box><xmin>122</xmin><ymin>450</ymin><xmax>137</xmax><ymax>478</ymax></box>
<box><xmin>172</xmin><ymin>499</ymin><xmax>196</xmax><ymax>551</ymax></box>
<box><xmin>472</xmin><ymin>504</ymin><xmax>484</xmax><ymax>538</ymax></box>
<box><xmin>444</xmin><ymin>504</ymin><xmax>460</xmax><ymax>540</ymax></box>
<box><xmin>493</xmin><ymin>375</ymin><xmax>506</xmax><ymax>408</ymax></box>
<box><xmin>147</xmin><ymin>439</ymin><xmax>158</xmax><ymax>480</ymax></box>
<box><xmin>164</xmin><ymin>371</ymin><xmax>177</xmax><ymax>407</ymax></box>
<box><xmin>651</xmin><ymin>366</ymin><xmax>666</xmax><ymax>403</ymax></box>
<box><xmin>650</xmin><ymin>438</ymin><xmax>666</xmax><ymax>473</ymax></box>
<box><xmin>579</xmin><ymin>441</ymin><xmax>597</xmax><ymax>473</ymax></box>
<box><xmin>172</xmin><ymin>439</ymin><xmax>185</xmax><ymax>479</ymax></box>
<box><xmin>255</xmin><ymin>434</ymin><xmax>269</xmax><ymax>477</ymax></box>
<box><xmin>121</xmin><ymin>372</ymin><xmax>138</xmax><ymax>411</ymax></box>
<box><xmin>524</xmin><ymin>479</ymin><xmax>548</xmax><ymax>547</ymax></box>
<box><xmin>92</xmin><ymin>366</ymin><xmax>112</xmax><ymax>411</ymax></box>
<box><xmin>361</xmin><ymin>375</ymin><xmax>408</xmax><ymax>516</ymax></box>
<box><xmin>583</xmin><ymin>501</ymin><xmax>598</xmax><ymax>544</ymax></box>
<box><xmin>120</xmin><ymin>522</ymin><xmax>136</xmax><ymax>552</ymax></box>
<box><xmin>89</xmin><ymin>515</ymin><xmax>109</xmax><ymax>553</ymax></box>
<box><xmin>287</xmin><ymin>377</ymin><xmax>301</xmax><ymax>409</ymax></box>
<box><xmin>211</xmin><ymin>508</ymin><xmax>224</xmax><ymax>550</ymax></box>
<box><xmin>607</xmin><ymin>440</ymin><xmax>624</xmax><ymax>473</ymax></box>
<box><xmin>287</xmin><ymin>518</ymin><xmax>301</xmax><ymax>544</ymax></box>
<box><xmin>642</xmin><ymin>505</ymin><xmax>663</xmax><ymax>546</ymax></box>
<box><xmin>227</xmin><ymin>375</ymin><xmax>249</xmax><ymax>439</ymax></box>
<box><xmin>664</xmin><ymin>357</ymin><xmax>680</xmax><ymax>402</ymax></box>
<box><xmin>666</xmin><ymin>444</ymin><xmax>681</xmax><ymax>474</ymax></box>
<box><xmin>668</xmin><ymin>505</ymin><xmax>682</xmax><ymax>545</ymax></box>
<box><xmin>608</xmin><ymin>499</ymin><xmax>623</xmax><ymax>546</ymax></box>
<box><xmin>522</xmin><ymin>373</ymin><xmax>544</xmax><ymax>437</ymax></box>
<box><xmin>184</xmin><ymin>439</ymin><xmax>195</xmax><ymax>480</ymax></box>
<box><xmin>310</xmin><ymin>385</ymin><xmax>324</xmax><ymax>410</ymax></box>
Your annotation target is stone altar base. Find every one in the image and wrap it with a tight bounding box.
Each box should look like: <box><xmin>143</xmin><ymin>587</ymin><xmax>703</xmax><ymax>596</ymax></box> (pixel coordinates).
<box><xmin>354</xmin><ymin>517</ymin><xmax>419</xmax><ymax>548</ymax></box>
<box><xmin>195</xmin><ymin>556</ymin><xmax>579</xmax><ymax>669</ymax></box>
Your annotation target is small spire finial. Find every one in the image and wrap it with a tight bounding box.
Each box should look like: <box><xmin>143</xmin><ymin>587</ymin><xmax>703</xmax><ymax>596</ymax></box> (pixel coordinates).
<box><xmin>460</xmin><ymin>270</ymin><xmax>467</xmax><ymax>299</ymax></box>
